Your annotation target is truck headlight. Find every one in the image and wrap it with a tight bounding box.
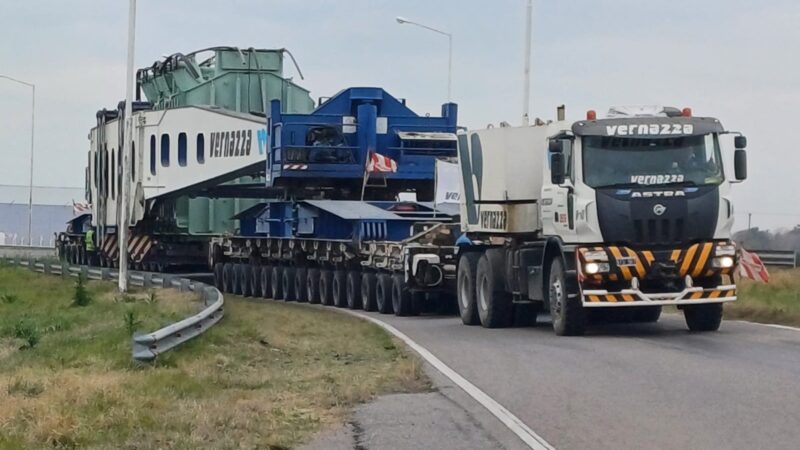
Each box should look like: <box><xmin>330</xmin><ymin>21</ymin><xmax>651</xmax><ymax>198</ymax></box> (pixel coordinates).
<box><xmin>712</xmin><ymin>256</ymin><xmax>735</xmax><ymax>268</ymax></box>
<box><xmin>584</xmin><ymin>262</ymin><xmax>610</xmax><ymax>274</ymax></box>
<box><xmin>582</xmin><ymin>250</ymin><xmax>608</xmax><ymax>261</ymax></box>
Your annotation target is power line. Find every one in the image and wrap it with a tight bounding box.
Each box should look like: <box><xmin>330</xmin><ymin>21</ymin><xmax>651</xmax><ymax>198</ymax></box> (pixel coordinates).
<box><xmin>0</xmin><ymin>183</ymin><xmax>83</xmax><ymax>190</ymax></box>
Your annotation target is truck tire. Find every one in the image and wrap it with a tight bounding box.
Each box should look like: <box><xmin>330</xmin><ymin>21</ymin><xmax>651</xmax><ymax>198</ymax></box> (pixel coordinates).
<box><xmin>346</xmin><ymin>270</ymin><xmax>362</xmax><ymax>309</ymax></box>
<box><xmin>249</xmin><ymin>265</ymin><xmax>261</xmax><ymax>298</ymax></box>
<box><xmin>271</xmin><ymin>265</ymin><xmax>285</xmax><ymax>300</ymax></box>
<box><xmin>213</xmin><ymin>263</ymin><xmax>224</xmax><ymax>290</ymax></box>
<box><xmin>332</xmin><ymin>270</ymin><xmax>347</xmax><ymax>308</ymax></box>
<box><xmin>457</xmin><ymin>252</ymin><xmax>481</xmax><ymax>325</ymax></box>
<box><xmin>376</xmin><ymin>273</ymin><xmax>394</xmax><ymax>314</ymax></box>
<box><xmin>548</xmin><ymin>257</ymin><xmax>585</xmax><ymax>336</ymax></box>
<box><xmin>222</xmin><ymin>263</ymin><xmax>234</xmax><ymax>293</ymax></box>
<box><xmin>239</xmin><ymin>264</ymin><xmax>252</xmax><ymax>297</ymax></box>
<box><xmin>307</xmin><ymin>268</ymin><xmax>321</xmax><ymax>304</ymax></box>
<box><xmin>392</xmin><ymin>274</ymin><xmax>417</xmax><ymax>316</ymax></box>
<box><xmin>684</xmin><ymin>303</ymin><xmax>723</xmax><ymax>332</ymax></box>
<box><xmin>282</xmin><ymin>266</ymin><xmax>296</xmax><ymax>301</ymax></box>
<box><xmin>320</xmin><ymin>269</ymin><xmax>334</xmax><ymax>306</ymax></box>
<box><xmin>361</xmin><ymin>272</ymin><xmax>378</xmax><ymax>311</ymax></box>
<box><xmin>295</xmin><ymin>267</ymin><xmax>308</xmax><ymax>302</ymax></box>
<box><xmin>476</xmin><ymin>250</ymin><xmax>513</xmax><ymax>328</ymax></box>
<box><xmin>260</xmin><ymin>266</ymin><xmax>271</xmax><ymax>298</ymax></box>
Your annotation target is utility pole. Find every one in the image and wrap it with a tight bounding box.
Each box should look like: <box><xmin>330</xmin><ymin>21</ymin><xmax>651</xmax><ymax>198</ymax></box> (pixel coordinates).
<box><xmin>119</xmin><ymin>0</ymin><xmax>137</xmax><ymax>292</ymax></box>
<box><xmin>0</xmin><ymin>75</ymin><xmax>35</xmax><ymax>245</ymax></box>
<box><xmin>522</xmin><ymin>0</ymin><xmax>533</xmax><ymax>126</ymax></box>
<box><xmin>748</xmin><ymin>213</ymin><xmax>752</xmax><ymax>231</ymax></box>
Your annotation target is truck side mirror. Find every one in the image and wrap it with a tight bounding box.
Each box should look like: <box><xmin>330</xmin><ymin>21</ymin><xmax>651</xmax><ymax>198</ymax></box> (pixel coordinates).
<box><xmin>549</xmin><ymin>140</ymin><xmax>563</xmax><ymax>154</ymax></box>
<box><xmin>550</xmin><ymin>152</ymin><xmax>565</xmax><ymax>185</ymax></box>
<box><xmin>734</xmin><ymin>136</ymin><xmax>747</xmax><ymax>149</ymax></box>
<box><xmin>734</xmin><ymin>149</ymin><xmax>747</xmax><ymax>181</ymax></box>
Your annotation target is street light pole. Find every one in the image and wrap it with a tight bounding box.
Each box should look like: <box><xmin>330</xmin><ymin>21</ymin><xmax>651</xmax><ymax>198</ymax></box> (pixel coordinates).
<box><xmin>522</xmin><ymin>0</ymin><xmax>533</xmax><ymax>126</ymax></box>
<box><xmin>0</xmin><ymin>75</ymin><xmax>35</xmax><ymax>246</ymax></box>
<box><xmin>119</xmin><ymin>0</ymin><xmax>137</xmax><ymax>292</ymax></box>
<box><xmin>396</xmin><ymin>16</ymin><xmax>453</xmax><ymax>102</ymax></box>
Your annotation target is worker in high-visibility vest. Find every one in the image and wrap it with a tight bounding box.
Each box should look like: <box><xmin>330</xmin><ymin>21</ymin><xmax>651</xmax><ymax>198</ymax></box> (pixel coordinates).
<box><xmin>85</xmin><ymin>228</ymin><xmax>96</xmax><ymax>266</ymax></box>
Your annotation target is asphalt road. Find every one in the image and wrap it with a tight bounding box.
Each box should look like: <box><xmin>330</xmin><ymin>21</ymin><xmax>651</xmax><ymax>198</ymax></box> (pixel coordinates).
<box><xmin>359</xmin><ymin>311</ymin><xmax>800</xmax><ymax>450</ymax></box>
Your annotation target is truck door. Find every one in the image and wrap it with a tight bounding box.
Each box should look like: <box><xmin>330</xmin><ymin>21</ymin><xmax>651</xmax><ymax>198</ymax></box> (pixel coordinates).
<box><xmin>542</xmin><ymin>137</ymin><xmax>578</xmax><ymax>241</ymax></box>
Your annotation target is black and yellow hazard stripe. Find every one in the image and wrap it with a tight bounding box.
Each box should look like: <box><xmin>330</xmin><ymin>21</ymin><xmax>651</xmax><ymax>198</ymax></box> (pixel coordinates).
<box><xmin>585</xmin><ymin>293</ymin><xmax>638</xmax><ymax>303</ymax></box>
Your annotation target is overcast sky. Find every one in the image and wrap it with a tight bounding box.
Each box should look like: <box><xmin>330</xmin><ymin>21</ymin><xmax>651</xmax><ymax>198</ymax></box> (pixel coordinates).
<box><xmin>1</xmin><ymin>0</ymin><xmax>798</xmax><ymax>230</ymax></box>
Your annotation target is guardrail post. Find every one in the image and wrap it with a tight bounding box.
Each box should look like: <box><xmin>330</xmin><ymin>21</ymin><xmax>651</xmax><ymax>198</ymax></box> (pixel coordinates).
<box><xmin>44</xmin><ymin>262</ymin><xmax>51</xmax><ymax>275</ymax></box>
<box><xmin>179</xmin><ymin>278</ymin><xmax>190</xmax><ymax>292</ymax></box>
<box><xmin>101</xmin><ymin>268</ymin><xmax>111</xmax><ymax>281</ymax></box>
<box><xmin>142</xmin><ymin>272</ymin><xmax>153</xmax><ymax>288</ymax></box>
<box><xmin>80</xmin><ymin>266</ymin><xmax>89</xmax><ymax>280</ymax></box>
<box><xmin>162</xmin><ymin>275</ymin><xmax>172</xmax><ymax>289</ymax></box>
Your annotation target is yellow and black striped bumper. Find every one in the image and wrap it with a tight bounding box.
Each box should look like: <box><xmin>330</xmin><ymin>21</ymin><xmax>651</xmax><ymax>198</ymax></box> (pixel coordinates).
<box><xmin>582</xmin><ymin>285</ymin><xmax>736</xmax><ymax>307</ymax></box>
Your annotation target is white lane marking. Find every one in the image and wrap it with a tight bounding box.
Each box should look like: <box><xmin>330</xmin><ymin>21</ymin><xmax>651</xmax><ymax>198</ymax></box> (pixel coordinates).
<box><xmin>733</xmin><ymin>320</ymin><xmax>800</xmax><ymax>332</ymax></box>
<box><xmin>345</xmin><ymin>310</ymin><xmax>555</xmax><ymax>450</ymax></box>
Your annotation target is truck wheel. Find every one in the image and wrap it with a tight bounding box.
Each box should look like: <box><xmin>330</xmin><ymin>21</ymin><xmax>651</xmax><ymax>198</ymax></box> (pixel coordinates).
<box><xmin>361</xmin><ymin>272</ymin><xmax>377</xmax><ymax>311</ymax></box>
<box><xmin>457</xmin><ymin>252</ymin><xmax>481</xmax><ymax>325</ymax></box>
<box><xmin>376</xmin><ymin>273</ymin><xmax>394</xmax><ymax>314</ymax></box>
<box><xmin>332</xmin><ymin>270</ymin><xmax>347</xmax><ymax>308</ymax></box>
<box><xmin>684</xmin><ymin>303</ymin><xmax>723</xmax><ymax>332</ymax></box>
<box><xmin>548</xmin><ymin>257</ymin><xmax>585</xmax><ymax>336</ymax></box>
<box><xmin>222</xmin><ymin>263</ymin><xmax>234</xmax><ymax>293</ymax></box>
<box><xmin>295</xmin><ymin>267</ymin><xmax>308</xmax><ymax>302</ymax></box>
<box><xmin>476</xmin><ymin>250</ymin><xmax>513</xmax><ymax>328</ymax></box>
<box><xmin>282</xmin><ymin>266</ymin><xmax>296</xmax><ymax>301</ymax></box>
<box><xmin>260</xmin><ymin>266</ymin><xmax>271</xmax><ymax>298</ymax></box>
<box><xmin>346</xmin><ymin>270</ymin><xmax>362</xmax><ymax>309</ymax></box>
<box><xmin>513</xmin><ymin>303</ymin><xmax>539</xmax><ymax>327</ymax></box>
<box><xmin>240</xmin><ymin>264</ymin><xmax>252</xmax><ymax>297</ymax></box>
<box><xmin>249</xmin><ymin>265</ymin><xmax>261</xmax><ymax>298</ymax></box>
<box><xmin>271</xmin><ymin>265</ymin><xmax>285</xmax><ymax>300</ymax></box>
<box><xmin>213</xmin><ymin>263</ymin><xmax>224</xmax><ymax>290</ymax></box>
<box><xmin>632</xmin><ymin>306</ymin><xmax>662</xmax><ymax>323</ymax></box>
<box><xmin>307</xmin><ymin>268</ymin><xmax>321</xmax><ymax>304</ymax></box>
<box><xmin>319</xmin><ymin>269</ymin><xmax>334</xmax><ymax>306</ymax></box>
<box><xmin>392</xmin><ymin>274</ymin><xmax>417</xmax><ymax>316</ymax></box>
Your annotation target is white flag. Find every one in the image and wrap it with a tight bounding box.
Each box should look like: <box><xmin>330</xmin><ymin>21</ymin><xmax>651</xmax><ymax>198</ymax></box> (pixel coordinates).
<box><xmin>435</xmin><ymin>159</ymin><xmax>461</xmax><ymax>205</ymax></box>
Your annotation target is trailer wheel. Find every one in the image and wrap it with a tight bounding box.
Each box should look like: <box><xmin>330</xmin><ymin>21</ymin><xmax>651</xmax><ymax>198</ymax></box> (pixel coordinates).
<box><xmin>476</xmin><ymin>251</ymin><xmax>513</xmax><ymax>328</ymax></box>
<box><xmin>282</xmin><ymin>266</ymin><xmax>296</xmax><ymax>301</ymax></box>
<box><xmin>361</xmin><ymin>272</ymin><xmax>377</xmax><ymax>311</ymax></box>
<box><xmin>307</xmin><ymin>268</ymin><xmax>321</xmax><ymax>304</ymax></box>
<box><xmin>271</xmin><ymin>265</ymin><xmax>285</xmax><ymax>300</ymax></box>
<box><xmin>683</xmin><ymin>303</ymin><xmax>723</xmax><ymax>332</ymax></box>
<box><xmin>457</xmin><ymin>252</ymin><xmax>481</xmax><ymax>325</ymax></box>
<box><xmin>346</xmin><ymin>270</ymin><xmax>362</xmax><ymax>309</ymax></box>
<box><xmin>222</xmin><ymin>263</ymin><xmax>234</xmax><ymax>293</ymax></box>
<box><xmin>295</xmin><ymin>267</ymin><xmax>308</xmax><ymax>302</ymax></box>
<box><xmin>319</xmin><ymin>269</ymin><xmax>334</xmax><ymax>306</ymax></box>
<box><xmin>239</xmin><ymin>264</ymin><xmax>252</xmax><ymax>297</ymax></box>
<box><xmin>249</xmin><ymin>265</ymin><xmax>261</xmax><ymax>298</ymax></box>
<box><xmin>376</xmin><ymin>273</ymin><xmax>394</xmax><ymax>314</ymax></box>
<box><xmin>392</xmin><ymin>274</ymin><xmax>417</xmax><ymax>317</ymax></box>
<box><xmin>260</xmin><ymin>266</ymin><xmax>271</xmax><ymax>298</ymax></box>
<box><xmin>548</xmin><ymin>257</ymin><xmax>585</xmax><ymax>336</ymax></box>
<box><xmin>332</xmin><ymin>270</ymin><xmax>347</xmax><ymax>308</ymax></box>
<box><xmin>213</xmin><ymin>263</ymin><xmax>224</xmax><ymax>290</ymax></box>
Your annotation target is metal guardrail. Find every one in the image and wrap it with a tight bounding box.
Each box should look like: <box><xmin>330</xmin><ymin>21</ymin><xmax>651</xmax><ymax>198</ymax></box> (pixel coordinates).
<box><xmin>0</xmin><ymin>255</ymin><xmax>224</xmax><ymax>362</ymax></box>
<box><xmin>752</xmin><ymin>250</ymin><xmax>797</xmax><ymax>268</ymax></box>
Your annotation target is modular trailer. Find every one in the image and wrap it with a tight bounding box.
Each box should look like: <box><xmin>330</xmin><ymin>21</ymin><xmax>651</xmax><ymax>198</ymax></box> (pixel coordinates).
<box><xmin>455</xmin><ymin>106</ymin><xmax>749</xmax><ymax>335</ymax></box>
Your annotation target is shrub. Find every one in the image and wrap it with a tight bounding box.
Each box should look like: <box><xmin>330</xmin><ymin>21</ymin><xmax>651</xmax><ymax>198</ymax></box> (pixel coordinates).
<box><xmin>72</xmin><ymin>275</ymin><xmax>92</xmax><ymax>307</ymax></box>
<box><xmin>123</xmin><ymin>310</ymin><xmax>141</xmax><ymax>335</ymax></box>
<box><xmin>1</xmin><ymin>293</ymin><xmax>19</xmax><ymax>304</ymax></box>
<box><xmin>13</xmin><ymin>318</ymin><xmax>40</xmax><ymax>349</ymax></box>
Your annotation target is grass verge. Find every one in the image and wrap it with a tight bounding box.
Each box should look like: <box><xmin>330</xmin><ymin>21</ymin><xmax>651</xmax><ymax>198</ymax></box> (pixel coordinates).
<box><xmin>0</xmin><ymin>265</ymin><xmax>428</xmax><ymax>449</ymax></box>
<box><xmin>723</xmin><ymin>268</ymin><xmax>800</xmax><ymax>327</ymax></box>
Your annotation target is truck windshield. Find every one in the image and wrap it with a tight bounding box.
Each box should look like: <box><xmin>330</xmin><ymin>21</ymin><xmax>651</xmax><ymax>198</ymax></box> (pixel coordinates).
<box><xmin>582</xmin><ymin>134</ymin><xmax>724</xmax><ymax>188</ymax></box>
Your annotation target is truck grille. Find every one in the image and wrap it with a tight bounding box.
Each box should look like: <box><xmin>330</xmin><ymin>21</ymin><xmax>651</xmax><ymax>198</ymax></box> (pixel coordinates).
<box><xmin>633</xmin><ymin>218</ymin><xmax>685</xmax><ymax>246</ymax></box>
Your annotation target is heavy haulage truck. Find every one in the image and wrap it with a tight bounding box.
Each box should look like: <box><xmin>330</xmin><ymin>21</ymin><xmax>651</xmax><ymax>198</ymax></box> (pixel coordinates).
<box><xmin>456</xmin><ymin>106</ymin><xmax>749</xmax><ymax>335</ymax></box>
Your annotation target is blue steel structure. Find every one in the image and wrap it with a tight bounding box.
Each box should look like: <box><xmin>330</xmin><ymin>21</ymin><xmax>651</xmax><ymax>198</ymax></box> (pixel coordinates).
<box><xmin>266</xmin><ymin>87</ymin><xmax>458</xmax><ymax>200</ymax></box>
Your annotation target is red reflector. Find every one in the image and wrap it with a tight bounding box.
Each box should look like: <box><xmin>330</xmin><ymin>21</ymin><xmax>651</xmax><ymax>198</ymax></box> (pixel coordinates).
<box><xmin>682</xmin><ymin>107</ymin><xmax>692</xmax><ymax>117</ymax></box>
<box><xmin>586</xmin><ymin>110</ymin><xmax>597</xmax><ymax>120</ymax></box>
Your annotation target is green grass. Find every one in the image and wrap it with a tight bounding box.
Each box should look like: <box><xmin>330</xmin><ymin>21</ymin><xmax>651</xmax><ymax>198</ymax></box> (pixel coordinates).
<box><xmin>0</xmin><ymin>265</ymin><xmax>427</xmax><ymax>449</ymax></box>
<box><xmin>724</xmin><ymin>268</ymin><xmax>800</xmax><ymax>326</ymax></box>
